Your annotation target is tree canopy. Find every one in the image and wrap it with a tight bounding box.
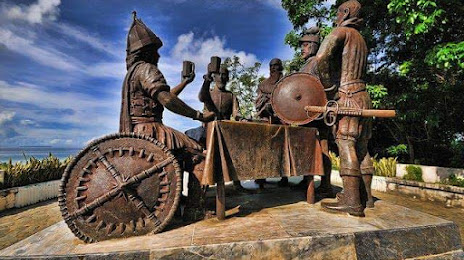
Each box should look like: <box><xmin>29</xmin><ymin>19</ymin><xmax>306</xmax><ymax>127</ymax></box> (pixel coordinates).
<box><xmin>281</xmin><ymin>0</ymin><xmax>464</xmax><ymax>167</ymax></box>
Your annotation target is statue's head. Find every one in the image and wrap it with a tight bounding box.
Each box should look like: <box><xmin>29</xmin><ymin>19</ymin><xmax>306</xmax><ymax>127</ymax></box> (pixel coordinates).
<box><xmin>214</xmin><ymin>66</ymin><xmax>229</xmax><ymax>90</ymax></box>
<box><xmin>269</xmin><ymin>58</ymin><xmax>283</xmax><ymax>74</ymax></box>
<box><xmin>299</xmin><ymin>26</ymin><xmax>320</xmax><ymax>60</ymax></box>
<box><xmin>336</xmin><ymin>0</ymin><xmax>361</xmax><ymax>27</ymax></box>
<box><xmin>126</xmin><ymin>11</ymin><xmax>163</xmax><ymax>67</ymax></box>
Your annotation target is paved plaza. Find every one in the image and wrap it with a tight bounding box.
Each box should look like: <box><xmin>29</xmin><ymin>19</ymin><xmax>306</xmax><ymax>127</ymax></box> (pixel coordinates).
<box><xmin>0</xmin><ymin>180</ymin><xmax>463</xmax><ymax>256</ymax></box>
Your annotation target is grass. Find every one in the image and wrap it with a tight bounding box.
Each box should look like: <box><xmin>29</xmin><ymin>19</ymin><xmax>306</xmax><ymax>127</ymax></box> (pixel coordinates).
<box><xmin>0</xmin><ymin>154</ymin><xmax>72</xmax><ymax>189</ymax></box>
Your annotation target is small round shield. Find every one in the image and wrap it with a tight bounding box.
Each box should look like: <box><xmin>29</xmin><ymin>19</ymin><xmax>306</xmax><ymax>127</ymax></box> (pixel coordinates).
<box><xmin>271</xmin><ymin>72</ymin><xmax>327</xmax><ymax>125</ymax></box>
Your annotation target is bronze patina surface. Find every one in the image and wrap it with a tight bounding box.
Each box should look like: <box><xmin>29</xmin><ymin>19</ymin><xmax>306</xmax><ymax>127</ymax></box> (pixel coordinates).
<box><xmin>315</xmin><ymin>0</ymin><xmax>375</xmax><ymax>217</ymax></box>
<box><xmin>59</xmin><ymin>133</ymin><xmax>182</xmax><ymax>242</ymax></box>
<box><xmin>272</xmin><ymin>72</ymin><xmax>327</xmax><ymax>125</ymax></box>
<box><xmin>255</xmin><ymin>58</ymin><xmax>283</xmax><ymax>123</ymax></box>
<box><xmin>202</xmin><ymin>120</ymin><xmax>323</xmax><ymax>185</ymax></box>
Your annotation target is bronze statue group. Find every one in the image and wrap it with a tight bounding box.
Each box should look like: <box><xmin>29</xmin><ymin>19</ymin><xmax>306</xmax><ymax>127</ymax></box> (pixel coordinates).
<box><xmin>121</xmin><ymin>0</ymin><xmax>374</xmax><ymax>218</ymax></box>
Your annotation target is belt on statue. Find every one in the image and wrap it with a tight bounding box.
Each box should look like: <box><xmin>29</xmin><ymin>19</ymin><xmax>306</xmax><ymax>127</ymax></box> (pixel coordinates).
<box><xmin>131</xmin><ymin>117</ymin><xmax>162</xmax><ymax>124</ymax></box>
<box><xmin>339</xmin><ymin>80</ymin><xmax>366</xmax><ymax>97</ymax></box>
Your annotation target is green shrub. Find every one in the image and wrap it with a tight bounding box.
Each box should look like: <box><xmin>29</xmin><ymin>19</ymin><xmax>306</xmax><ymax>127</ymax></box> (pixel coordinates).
<box><xmin>329</xmin><ymin>151</ymin><xmax>340</xmax><ymax>170</ymax></box>
<box><xmin>403</xmin><ymin>165</ymin><xmax>423</xmax><ymax>182</ymax></box>
<box><xmin>372</xmin><ymin>157</ymin><xmax>397</xmax><ymax>177</ymax></box>
<box><xmin>329</xmin><ymin>152</ymin><xmax>396</xmax><ymax>177</ymax></box>
<box><xmin>441</xmin><ymin>174</ymin><xmax>464</xmax><ymax>188</ymax></box>
<box><xmin>0</xmin><ymin>154</ymin><xmax>72</xmax><ymax>189</ymax></box>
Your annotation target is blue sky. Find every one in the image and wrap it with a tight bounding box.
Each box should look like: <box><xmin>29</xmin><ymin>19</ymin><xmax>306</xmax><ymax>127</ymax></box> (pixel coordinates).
<box><xmin>0</xmin><ymin>0</ymin><xmax>321</xmax><ymax>148</ymax></box>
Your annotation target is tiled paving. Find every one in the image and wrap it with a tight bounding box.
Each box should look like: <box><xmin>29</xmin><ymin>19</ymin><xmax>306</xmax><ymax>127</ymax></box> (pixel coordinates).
<box><xmin>0</xmin><ymin>180</ymin><xmax>463</xmax><ymax>253</ymax></box>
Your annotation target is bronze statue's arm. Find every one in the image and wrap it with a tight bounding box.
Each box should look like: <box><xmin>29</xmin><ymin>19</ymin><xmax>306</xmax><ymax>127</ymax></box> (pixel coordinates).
<box><xmin>232</xmin><ymin>95</ymin><xmax>241</xmax><ymax>120</ymax></box>
<box><xmin>157</xmin><ymin>91</ymin><xmax>199</xmax><ymax>119</ymax></box>
<box><xmin>138</xmin><ymin>63</ymin><xmax>211</xmax><ymax>121</ymax></box>
<box><xmin>171</xmin><ymin>71</ymin><xmax>195</xmax><ymax>96</ymax></box>
<box><xmin>170</xmin><ymin>81</ymin><xmax>188</xmax><ymax>96</ymax></box>
<box><xmin>198</xmin><ymin>76</ymin><xmax>219</xmax><ymax>113</ymax></box>
<box><xmin>316</xmin><ymin>29</ymin><xmax>345</xmax><ymax>89</ymax></box>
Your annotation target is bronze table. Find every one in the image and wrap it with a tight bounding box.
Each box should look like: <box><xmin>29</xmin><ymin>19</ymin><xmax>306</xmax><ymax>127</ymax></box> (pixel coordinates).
<box><xmin>202</xmin><ymin>120</ymin><xmax>324</xmax><ymax>220</ymax></box>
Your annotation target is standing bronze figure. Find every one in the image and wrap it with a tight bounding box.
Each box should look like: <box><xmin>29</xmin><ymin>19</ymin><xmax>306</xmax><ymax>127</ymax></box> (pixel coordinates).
<box><xmin>254</xmin><ymin>58</ymin><xmax>283</xmax><ymax>188</ymax></box>
<box><xmin>298</xmin><ymin>27</ymin><xmax>334</xmax><ymax>195</ymax></box>
<box><xmin>316</xmin><ymin>0</ymin><xmax>374</xmax><ymax>216</ymax></box>
<box><xmin>255</xmin><ymin>58</ymin><xmax>284</xmax><ymax>123</ymax></box>
<box><xmin>199</xmin><ymin>57</ymin><xmax>247</xmax><ymax>192</ymax></box>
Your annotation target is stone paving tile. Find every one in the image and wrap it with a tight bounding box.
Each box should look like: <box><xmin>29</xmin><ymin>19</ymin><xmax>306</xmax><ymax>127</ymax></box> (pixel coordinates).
<box><xmin>0</xmin><ymin>186</ymin><xmax>463</xmax><ymax>254</ymax></box>
<box><xmin>372</xmin><ymin>190</ymin><xmax>464</xmax><ymax>240</ymax></box>
<box><xmin>0</xmin><ymin>199</ymin><xmax>61</xmax><ymax>250</ymax></box>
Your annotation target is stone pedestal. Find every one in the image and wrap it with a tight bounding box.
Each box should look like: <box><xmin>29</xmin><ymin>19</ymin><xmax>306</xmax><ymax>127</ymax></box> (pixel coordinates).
<box><xmin>0</xmin><ymin>188</ymin><xmax>462</xmax><ymax>259</ymax></box>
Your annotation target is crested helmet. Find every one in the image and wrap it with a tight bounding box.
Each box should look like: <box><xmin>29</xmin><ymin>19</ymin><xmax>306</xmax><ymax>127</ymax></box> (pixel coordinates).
<box><xmin>126</xmin><ymin>11</ymin><xmax>163</xmax><ymax>54</ymax></box>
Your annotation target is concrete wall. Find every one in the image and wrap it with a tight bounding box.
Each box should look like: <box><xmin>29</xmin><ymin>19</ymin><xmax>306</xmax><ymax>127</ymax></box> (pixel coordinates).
<box><xmin>331</xmin><ymin>170</ymin><xmax>464</xmax><ymax>208</ymax></box>
<box><xmin>0</xmin><ymin>180</ymin><xmax>60</xmax><ymax>212</ymax></box>
<box><xmin>396</xmin><ymin>163</ymin><xmax>464</xmax><ymax>183</ymax></box>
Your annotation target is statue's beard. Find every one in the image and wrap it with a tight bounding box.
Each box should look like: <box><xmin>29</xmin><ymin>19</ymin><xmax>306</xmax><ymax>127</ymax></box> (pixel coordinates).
<box><xmin>269</xmin><ymin>71</ymin><xmax>282</xmax><ymax>83</ymax></box>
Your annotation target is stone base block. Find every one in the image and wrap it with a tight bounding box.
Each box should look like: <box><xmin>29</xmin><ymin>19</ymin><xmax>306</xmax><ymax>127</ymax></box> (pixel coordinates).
<box><xmin>0</xmin><ymin>189</ymin><xmax>462</xmax><ymax>259</ymax></box>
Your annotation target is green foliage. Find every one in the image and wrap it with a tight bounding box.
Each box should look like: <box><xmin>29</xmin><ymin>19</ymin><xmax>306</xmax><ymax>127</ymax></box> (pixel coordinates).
<box><xmin>425</xmin><ymin>42</ymin><xmax>464</xmax><ymax>71</ymax></box>
<box><xmin>372</xmin><ymin>157</ymin><xmax>397</xmax><ymax>177</ymax></box>
<box><xmin>224</xmin><ymin>56</ymin><xmax>264</xmax><ymax>119</ymax></box>
<box><xmin>282</xmin><ymin>0</ymin><xmax>464</xmax><ymax>168</ymax></box>
<box><xmin>283</xmin><ymin>53</ymin><xmax>305</xmax><ymax>73</ymax></box>
<box><xmin>366</xmin><ymin>84</ymin><xmax>388</xmax><ymax>108</ymax></box>
<box><xmin>404</xmin><ymin>165</ymin><xmax>424</xmax><ymax>181</ymax></box>
<box><xmin>440</xmin><ymin>174</ymin><xmax>464</xmax><ymax>188</ymax></box>
<box><xmin>386</xmin><ymin>144</ymin><xmax>408</xmax><ymax>156</ymax></box>
<box><xmin>0</xmin><ymin>154</ymin><xmax>71</xmax><ymax>189</ymax></box>
<box><xmin>388</xmin><ymin>0</ymin><xmax>444</xmax><ymax>38</ymax></box>
<box><xmin>329</xmin><ymin>152</ymin><xmax>397</xmax><ymax>177</ymax></box>
<box><xmin>281</xmin><ymin>0</ymin><xmax>333</xmax><ymax>30</ymax></box>
<box><xmin>281</xmin><ymin>0</ymin><xmax>336</xmax><ymax>73</ymax></box>
<box><xmin>329</xmin><ymin>151</ymin><xmax>340</xmax><ymax>170</ymax></box>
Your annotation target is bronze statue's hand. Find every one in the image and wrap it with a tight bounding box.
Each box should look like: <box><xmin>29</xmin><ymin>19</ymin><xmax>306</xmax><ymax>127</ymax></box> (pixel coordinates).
<box><xmin>197</xmin><ymin>111</ymin><xmax>216</xmax><ymax>122</ymax></box>
<box><xmin>183</xmin><ymin>71</ymin><xmax>195</xmax><ymax>84</ymax></box>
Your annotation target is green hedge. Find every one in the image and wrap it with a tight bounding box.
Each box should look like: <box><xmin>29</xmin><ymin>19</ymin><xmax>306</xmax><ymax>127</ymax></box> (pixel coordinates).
<box><xmin>441</xmin><ymin>174</ymin><xmax>464</xmax><ymax>188</ymax></box>
<box><xmin>403</xmin><ymin>165</ymin><xmax>424</xmax><ymax>182</ymax></box>
<box><xmin>329</xmin><ymin>152</ymin><xmax>397</xmax><ymax>177</ymax></box>
<box><xmin>0</xmin><ymin>154</ymin><xmax>71</xmax><ymax>189</ymax></box>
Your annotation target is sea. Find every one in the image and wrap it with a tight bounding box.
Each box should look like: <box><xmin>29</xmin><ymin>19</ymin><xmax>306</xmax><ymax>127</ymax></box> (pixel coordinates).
<box><xmin>0</xmin><ymin>147</ymin><xmax>81</xmax><ymax>163</ymax></box>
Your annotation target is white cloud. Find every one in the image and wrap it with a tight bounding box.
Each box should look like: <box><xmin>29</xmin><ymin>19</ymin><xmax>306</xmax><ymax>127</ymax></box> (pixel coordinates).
<box><xmin>258</xmin><ymin>0</ymin><xmax>282</xmax><ymax>9</ymax></box>
<box><xmin>20</xmin><ymin>119</ymin><xmax>36</xmax><ymax>126</ymax></box>
<box><xmin>0</xmin><ymin>111</ymin><xmax>15</xmax><ymax>126</ymax></box>
<box><xmin>55</xmin><ymin>23</ymin><xmax>121</xmax><ymax>57</ymax></box>
<box><xmin>4</xmin><ymin>0</ymin><xmax>61</xmax><ymax>24</ymax></box>
<box><xmin>49</xmin><ymin>138</ymin><xmax>60</xmax><ymax>144</ymax></box>
<box><xmin>0</xmin><ymin>28</ymin><xmax>82</xmax><ymax>71</ymax></box>
<box><xmin>171</xmin><ymin>32</ymin><xmax>259</xmax><ymax>69</ymax></box>
<box><xmin>86</xmin><ymin>62</ymin><xmax>126</xmax><ymax>79</ymax></box>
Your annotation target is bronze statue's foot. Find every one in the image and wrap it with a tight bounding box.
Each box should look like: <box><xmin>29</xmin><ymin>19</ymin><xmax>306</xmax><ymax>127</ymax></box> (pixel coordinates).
<box><xmin>183</xmin><ymin>207</ymin><xmax>206</xmax><ymax>222</ymax></box>
<box><xmin>315</xmin><ymin>185</ymin><xmax>335</xmax><ymax>198</ymax></box>
<box><xmin>226</xmin><ymin>183</ymin><xmax>257</xmax><ymax>195</ymax></box>
<box><xmin>255</xmin><ymin>179</ymin><xmax>266</xmax><ymax>190</ymax></box>
<box><xmin>290</xmin><ymin>180</ymin><xmax>307</xmax><ymax>190</ymax></box>
<box><xmin>321</xmin><ymin>200</ymin><xmax>365</xmax><ymax>217</ymax></box>
<box><xmin>366</xmin><ymin>199</ymin><xmax>374</xmax><ymax>208</ymax></box>
<box><xmin>278</xmin><ymin>177</ymin><xmax>289</xmax><ymax>187</ymax></box>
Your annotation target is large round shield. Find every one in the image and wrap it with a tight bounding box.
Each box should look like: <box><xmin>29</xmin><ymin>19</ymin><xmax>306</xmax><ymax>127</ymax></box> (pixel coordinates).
<box><xmin>59</xmin><ymin>133</ymin><xmax>182</xmax><ymax>242</ymax></box>
<box><xmin>271</xmin><ymin>72</ymin><xmax>327</xmax><ymax>125</ymax></box>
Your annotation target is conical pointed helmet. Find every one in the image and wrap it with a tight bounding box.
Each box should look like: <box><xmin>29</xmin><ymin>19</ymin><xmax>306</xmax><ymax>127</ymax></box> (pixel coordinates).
<box><xmin>126</xmin><ymin>11</ymin><xmax>163</xmax><ymax>53</ymax></box>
